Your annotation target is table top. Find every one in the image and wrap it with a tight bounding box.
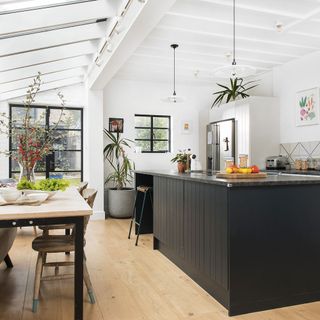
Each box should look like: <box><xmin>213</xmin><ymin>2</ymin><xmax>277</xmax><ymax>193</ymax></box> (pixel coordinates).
<box><xmin>0</xmin><ymin>187</ymin><xmax>92</xmax><ymax>221</ymax></box>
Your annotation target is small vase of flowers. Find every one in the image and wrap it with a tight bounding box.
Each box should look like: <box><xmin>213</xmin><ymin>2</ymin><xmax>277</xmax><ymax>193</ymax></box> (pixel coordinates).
<box><xmin>171</xmin><ymin>150</ymin><xmax>191</xmax><ymax>173</ymax></box>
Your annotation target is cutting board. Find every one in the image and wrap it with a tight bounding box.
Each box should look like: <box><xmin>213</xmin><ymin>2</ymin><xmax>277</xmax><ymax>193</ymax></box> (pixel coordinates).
<box><xmin>216</xmin><ymin>172</ymin><xmax>267</xmax><ymax>179</ymax></box>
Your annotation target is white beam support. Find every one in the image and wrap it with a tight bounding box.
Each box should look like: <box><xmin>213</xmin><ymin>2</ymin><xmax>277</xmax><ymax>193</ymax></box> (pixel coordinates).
<box><xmin>0</xmin><ymin>0</ymin><xmax>114</xmax><ymax>37</ymax></box>
<box><xmin>88</xmin><ymin>0</ymin><xmax>177</xmax><ymax>90</ymax></box>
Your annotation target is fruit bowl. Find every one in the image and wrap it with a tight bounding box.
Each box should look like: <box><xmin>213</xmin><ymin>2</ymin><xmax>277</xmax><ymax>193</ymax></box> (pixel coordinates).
<box><xmin>21</xmin><ymin>189</ymin><xmax>58</xmax><ymax>199</ymax></box>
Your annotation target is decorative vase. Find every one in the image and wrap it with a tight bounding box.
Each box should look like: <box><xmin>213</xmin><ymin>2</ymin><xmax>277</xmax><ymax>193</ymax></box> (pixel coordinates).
<box><xmin>18</xmin><ymin>161</ymin><xmax>36</xmax><ymax>183</ymax></box>
<box><xmin>177</xmin><ymin>162</ymin><xmax>186</xmax><ymax>173</ymax></box>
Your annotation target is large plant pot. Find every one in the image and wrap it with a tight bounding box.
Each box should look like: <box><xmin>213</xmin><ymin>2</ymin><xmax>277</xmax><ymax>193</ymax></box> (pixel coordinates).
<box><xmin>0</xmin><ymin>228</ymin><xmax>17</xmax><ymax>262</ymax></box>
<box><xmin>108</xmin><ymin>188</ymin><xmax>135</xmax><ymax>218</ymax></box>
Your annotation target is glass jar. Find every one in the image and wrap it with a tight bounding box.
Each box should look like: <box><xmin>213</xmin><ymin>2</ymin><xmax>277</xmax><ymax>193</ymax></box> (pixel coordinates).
<box><xmin>224</xmin><ymin>157</ymin><xmax>234</xmax><ymax>169</ymax></box>
<box><xmin>294</xmin><ymin>159</ymin><xmax>302</xmax><ymax>170</ymax></box>
<box><xmin>239</xmin><ymin>154</ymin><xmax>248</xmax><ymax>168</ymax></box>
<box><xmin>301</xmin><ymin>157</ymin><xmax>308</xmax><ymax>170</ymax></box>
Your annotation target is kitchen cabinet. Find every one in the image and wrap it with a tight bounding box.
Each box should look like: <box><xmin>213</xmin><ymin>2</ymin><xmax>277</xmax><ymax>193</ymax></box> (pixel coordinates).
<box><xmin>209</xmin><ymin>96</ymin><xmax>280</xmax><ymax>168</ymax></box>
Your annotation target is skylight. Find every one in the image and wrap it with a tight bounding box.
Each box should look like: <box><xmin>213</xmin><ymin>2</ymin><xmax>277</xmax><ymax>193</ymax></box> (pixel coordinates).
<box><xmin>0</xmin><ymin>0</ymin><xmax>96</xmax><ymax>14</ymax></box>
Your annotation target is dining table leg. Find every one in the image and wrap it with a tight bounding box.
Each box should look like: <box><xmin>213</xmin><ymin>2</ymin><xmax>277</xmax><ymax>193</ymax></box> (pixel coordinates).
<box><xmin>74</xmin><ymin>216</ymin><xmax>84</xmax><ymax>320</ymax></box>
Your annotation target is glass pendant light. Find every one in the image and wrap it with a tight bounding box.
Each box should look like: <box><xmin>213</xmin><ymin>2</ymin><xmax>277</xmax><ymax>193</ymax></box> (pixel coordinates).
<box><xmin>213</xmin><ymin>0</ymin><xmax>256</xmax><ymax>78</ymax></box>
<box><xmin>163</xmin><ymin>44</ymin><xmax>184</xmax><ymax>103</ymax></box>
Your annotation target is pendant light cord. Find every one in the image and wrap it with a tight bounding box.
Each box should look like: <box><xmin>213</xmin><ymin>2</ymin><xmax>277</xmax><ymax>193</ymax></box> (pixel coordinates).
<box><xmin>232</xmin><ymin>0</ymin><xmax>236</xmax><ymax>66</ymax></box>
<box><xmin>173</xmin><ymin>46</ymin><xmax>176</xmax><ymax>95</ymax></box>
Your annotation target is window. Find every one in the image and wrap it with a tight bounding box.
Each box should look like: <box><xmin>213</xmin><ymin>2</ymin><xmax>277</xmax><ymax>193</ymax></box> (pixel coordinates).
<box><xmin>134</xmin><ymin>114</ymin><xmax>171</xmax><ymax>153</ymax></box>
<box><xmin>9</xmin><ymin>104</ymin><xmax>83</xmax><ymax>185</ymax></box>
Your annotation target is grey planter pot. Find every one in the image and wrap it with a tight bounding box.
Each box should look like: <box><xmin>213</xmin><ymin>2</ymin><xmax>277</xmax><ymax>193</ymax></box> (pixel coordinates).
<box><xmin>108</xmin><ymin>188</ymin><xmax>135</xmax><ymax>218</ymax></box>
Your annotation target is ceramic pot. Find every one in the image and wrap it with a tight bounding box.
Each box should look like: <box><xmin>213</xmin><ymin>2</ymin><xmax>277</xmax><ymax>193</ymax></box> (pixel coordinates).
<box><xmin>107</xmin><ymin>188</ymin><xmax>136</xmax><ymax>218</ymax></box>
<box><xmin>177</xmin><ymin>162</ymin><xmax>186</xmax><ymax>173</ymax></box>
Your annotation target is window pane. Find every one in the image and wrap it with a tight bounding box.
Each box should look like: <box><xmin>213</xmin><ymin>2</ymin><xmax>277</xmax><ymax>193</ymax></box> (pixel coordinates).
<box><xmin>153</xmin><ymin>117</ymin><xmax>169</xmax><ymax>128</ymax></box>
<box><xmin>135</xmin><ymin>140</ymin><xmax>151</xmax><ymax>152</ymax></box>
<box><xmin>49</xmin><ymin>172</ymin><xmax>81</xmax><ymax>186</ymax></box>
<box><xmin>50</xmin><ymin>109</ymin><xmax>81</xmax><ymax>129</ymax></box>
<box><xmin>12</xmin><ymin>172</ymin><xmax>46</xmax><ymax>181</ymax></box>
<box><xmin>11</xmin><ymin>158</ymin><xmax>46</xmax><ymax>172</ymax></box>
<box><xmin>52</xmin><ymin>151</ymin><xmax>81</xmax><ymax>171</ymax></box>
<box><xmin>153</xmin><ymin>129</ymin><xmax>169</xmax><ymax>140</ymax></box>
<box><xmin>53</xmin><ymin>130</ymin><xmax>81</xmax><ymax>150</ymax></box>
<box><xmin>11</xmin><ymin>106</ymin><xmax>46</xmax><ymax>127</ymax></box>
<box><xmin>135</xmin><ymin>116</ymin><xmax>151</xmax><ymax>127</ymax></box>
<box><xmin>135</xmin><ymin>128</ymin><xmax>151</xmax><ymax>139</ymax></box>
<box><xmin>154</xmin><ymin>141</ymin><xmax>169</xmax><ymax>152</ymax></box>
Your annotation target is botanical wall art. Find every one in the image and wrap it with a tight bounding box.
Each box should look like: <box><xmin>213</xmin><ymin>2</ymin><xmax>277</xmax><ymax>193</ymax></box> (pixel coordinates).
<box><xmin>296</xmin><ymin>88</ymin><xmax>319</xmax><ymax>126</ymax></box>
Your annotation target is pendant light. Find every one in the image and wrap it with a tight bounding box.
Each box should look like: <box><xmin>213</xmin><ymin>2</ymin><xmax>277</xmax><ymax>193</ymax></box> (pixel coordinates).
<box><xmin>213</xmin><ymin>0</ymin><xmax>256</xmax><ymax>78</ymax></box>
<box><xmin>163</xmin><ymin>44</ymin><xmax>184</xmax><ymax>103</ymax></box>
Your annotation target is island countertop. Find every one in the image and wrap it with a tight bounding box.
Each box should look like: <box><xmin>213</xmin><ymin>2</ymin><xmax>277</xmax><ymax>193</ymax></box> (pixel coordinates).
<box><xmin>134</xmin><ymin>170</ymin><xmax>320</xmax><ymax>187</ymax></box>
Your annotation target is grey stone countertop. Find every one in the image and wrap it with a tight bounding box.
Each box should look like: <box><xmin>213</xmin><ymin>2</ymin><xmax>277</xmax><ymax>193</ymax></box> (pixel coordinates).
<box><xmin>134</xmin><ymin>170</ymin><xmax>320</xmax><ymax>187</ymax></box>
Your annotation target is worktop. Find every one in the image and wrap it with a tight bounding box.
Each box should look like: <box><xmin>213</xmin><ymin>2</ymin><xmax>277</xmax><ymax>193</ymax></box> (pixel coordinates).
<box><xmin>135</xmin><ymin>170</ymin><xmax>320</xmax><ymax>187</ymax></box>
<box><xmin>135</xmin><ymin>170</ymin><xmax>320</xmax><ymax>316</ymax></box>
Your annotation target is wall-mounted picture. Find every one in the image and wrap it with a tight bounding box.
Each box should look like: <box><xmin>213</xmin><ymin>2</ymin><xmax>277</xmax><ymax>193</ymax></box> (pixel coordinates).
<box><xmin>109</xmin><ymin>118</ymin><xmax>124</xmax><ymax>133</ymax></box>
<box><xmin>296</xmin><ymin>88</ymin><xmax>319</xmax><ymax>126</ymax></box>
<box><xmin>181</xmin><ymin>120</ymin><xmax>193</xmax><ymax>134</ymax></box>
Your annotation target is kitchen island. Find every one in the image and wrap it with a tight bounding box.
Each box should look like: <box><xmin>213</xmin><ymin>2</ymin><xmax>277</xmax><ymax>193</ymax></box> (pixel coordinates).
<box><xmin>135</xmin><ymin>170</ymin><xmax>320</xmax><ymax>316</ymax></box>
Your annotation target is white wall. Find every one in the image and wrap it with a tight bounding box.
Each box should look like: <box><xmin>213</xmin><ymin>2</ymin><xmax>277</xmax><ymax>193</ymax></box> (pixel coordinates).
<box><xmin>103</xmin><ymin>79</ymin><xmax>213</xmax><ymax>173</ymax></box>
<box><xmin>273</xmin><ymin>51</ymin><xmax>320</xmax><ymax>143</ymax></box>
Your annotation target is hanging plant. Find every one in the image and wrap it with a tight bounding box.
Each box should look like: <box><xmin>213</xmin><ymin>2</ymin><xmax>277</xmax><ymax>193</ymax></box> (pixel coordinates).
<box><xmin>211</xmin><ymin>77</ymin><xmax>259</xmax><ymax>108</ymax></box>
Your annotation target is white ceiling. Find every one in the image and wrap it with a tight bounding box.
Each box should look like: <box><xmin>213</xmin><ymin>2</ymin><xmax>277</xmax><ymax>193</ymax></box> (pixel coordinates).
<box><xmin>115</xmin><ymin>0</ymin><xmax>320</xmax><ymax>85</ymax></box>
<box><xmin>0</xmin><ymin>0</ymin><xmax>126</xmax><ymax>100</ymax></box>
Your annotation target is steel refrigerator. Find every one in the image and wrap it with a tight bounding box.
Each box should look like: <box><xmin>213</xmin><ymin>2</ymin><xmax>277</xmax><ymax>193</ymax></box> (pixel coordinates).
<box><xmin>206</xmin><ymin>119</ymin><xmax>235</xmax><ymax>171</ymax></box>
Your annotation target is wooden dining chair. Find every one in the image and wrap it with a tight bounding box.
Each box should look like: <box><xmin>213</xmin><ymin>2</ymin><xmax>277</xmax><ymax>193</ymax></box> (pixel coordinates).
<box><xmin>77</xmin><ymin>181</ymin><xmax>88</xmax><ymax>196</ymax></box>
<box><xmin>31</xmin><ymin>189</ymin><xmax>97</xmax><ymax>312</ymax></box>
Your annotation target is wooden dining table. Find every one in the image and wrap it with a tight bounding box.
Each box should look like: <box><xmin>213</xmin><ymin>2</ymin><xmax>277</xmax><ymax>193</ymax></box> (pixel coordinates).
<box><xmin>0</xmin><ymin>187</ymin><xmax>92</xmax><ymax>320</ymax></box>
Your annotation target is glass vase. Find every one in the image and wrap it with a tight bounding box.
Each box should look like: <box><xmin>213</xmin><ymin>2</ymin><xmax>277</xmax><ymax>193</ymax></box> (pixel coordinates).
<box><xmin>18</xmin><ymin>161</ymin><xmax>36</xmax><ymax>183</ymax></box>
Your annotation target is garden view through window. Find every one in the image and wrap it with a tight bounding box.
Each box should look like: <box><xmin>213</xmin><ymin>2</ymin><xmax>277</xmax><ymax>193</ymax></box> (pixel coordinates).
<box><xmin>134</xmin><ymin>114</ymin><xmax>171</xmax><ymax>153</ymax></box>
<box><xmin>9</xmin><ymin>104</ymin><xmax>83</xmax><ymax>185</ymax></box>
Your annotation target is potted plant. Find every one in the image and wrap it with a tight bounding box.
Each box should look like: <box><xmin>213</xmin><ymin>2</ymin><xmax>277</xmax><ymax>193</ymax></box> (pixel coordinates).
<box><xmin>211</xmin><ymin>77</ymin><xmax>258</xmax><ymax>108</ymax></box>
<box><xmin>171</xmin><ymin>151</ymin><xmax>189</xmax><ymax>173</ymax></box>
<box><xmin>104</xmin><ymin>129</ymin><xmax>135</xmax><ymax>218</ymax></box>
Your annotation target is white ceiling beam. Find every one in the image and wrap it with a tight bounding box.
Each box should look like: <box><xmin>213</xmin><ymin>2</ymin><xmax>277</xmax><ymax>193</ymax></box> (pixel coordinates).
<box><xmin>285</xmin><ymin>7</ymin><xmax>320</xmax><ymax>30</ymax></box>
<box><xmin>0</xmin><ymin>22</ymin><xmax>106</xmax><ymax>57</ymax></box>
<box><xmin>0</xmin><ymin>40</ymin><xmax>97</xmax><ymax>72</ymax></box>
<box><xmin>87</xmin><ymin>0</ymin><xmax>177</xmax><ymax>90</ymax></box>
<box><xmin>0</xmin><ymin>77</ymin><xmax>83</xmax><ymax>101</ymax></box>
<box><xmin>0</xmin><ymin>0</ymin><xmax>113</xmax><ymax>37</ymax></box>
<box><xmin>0</xmin><ymin>55</ymin><xmax>91</xmax><ymax>84</ymax></box>
<box><xmin>0</xmin><ymin>67</ymin><xmax>86</xmax><ymax>93</ymax></box>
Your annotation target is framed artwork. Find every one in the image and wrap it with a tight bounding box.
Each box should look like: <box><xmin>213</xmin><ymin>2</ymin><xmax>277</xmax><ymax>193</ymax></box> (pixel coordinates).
<box><xmin>109</xmin><ymin>118</ymin><xmax>124</xmax><ymax>133</ymax></box>
<box><xmin>296</xmin><ymin>88</ymin><xmax>319</xmax><ymax>126</ymax></box>
<box><xmin>181</xmin><ymin>120</ymin><xmax>192</xmax><ymax>134</ymax></box>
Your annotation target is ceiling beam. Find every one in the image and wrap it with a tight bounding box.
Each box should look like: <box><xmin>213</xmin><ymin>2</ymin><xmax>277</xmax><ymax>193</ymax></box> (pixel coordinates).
<box><xmin>0</xmin><ymin>55</ymin><xmax>91</xmax><ymax>84</ymax></box>
<box><xmin>0</xmin><ymin>77</ymin><xmax>83</xmax><ymax>101</ymax></box>
<box><xmin>0</xmin><ymin>22</ymin><xmax>106</xmax><ymax>57</ymax></box>
<box><xmin>0</xmin><ymin>0</ymin><xmax>113</xmax><ymax>37</ymax></box>
<box><xmin>87</xmin><ymin>0</ymin><xmax>177</xmax><ymax>90</ymax></box>
<box><xmin>0</xmin><ymin>41</ymin><xmax>97</xmax><ymax>72</ymax></box>
<box><xmin>0</xmin><ymin>67</ymin><xmax>86</xmax><ymax>93</ymax></box>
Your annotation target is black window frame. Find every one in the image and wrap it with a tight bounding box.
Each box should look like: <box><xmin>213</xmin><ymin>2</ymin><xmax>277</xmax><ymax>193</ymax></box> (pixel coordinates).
<box><xmin>9</xmin><ymin>104</ymin><xmax>83</xmax><ymax>180</ymax></box>
<box><xmin>134</xmin><ymin>114</ymin><xmax>171</xmax><ymax>153</ymax></box>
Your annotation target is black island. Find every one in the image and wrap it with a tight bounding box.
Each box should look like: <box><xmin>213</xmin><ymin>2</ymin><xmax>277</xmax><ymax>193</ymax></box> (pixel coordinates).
<box><xmin>135</xmin><ymin>170</ymin><xmax>320</xmax><ymax>316</ymax></box>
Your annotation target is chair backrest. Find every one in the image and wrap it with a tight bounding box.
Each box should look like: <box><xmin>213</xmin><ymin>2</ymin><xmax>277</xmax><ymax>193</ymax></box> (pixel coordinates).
<box><xmin>77</xmin><ymin>181</ymin><xmax>88</xmax><ymax>196</ymax></box>
<box><xmin>82</xmin><ymin>188</ymin><xmax>97</xmax><ymax>235</ymax></box>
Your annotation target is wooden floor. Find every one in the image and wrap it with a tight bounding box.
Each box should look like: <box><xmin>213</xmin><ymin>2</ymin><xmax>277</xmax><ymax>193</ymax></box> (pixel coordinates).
<box><xmin>1</xmin><ymin>219</ymin><xmax>320</xmax><ymax>320</ymax></box>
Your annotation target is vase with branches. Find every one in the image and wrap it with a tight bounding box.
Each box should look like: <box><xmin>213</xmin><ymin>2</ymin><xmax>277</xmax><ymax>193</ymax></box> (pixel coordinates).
<box><xmin>0</xmin><ymin>72</ymin><xmax>66</xmax><ymax>182</ymax></box>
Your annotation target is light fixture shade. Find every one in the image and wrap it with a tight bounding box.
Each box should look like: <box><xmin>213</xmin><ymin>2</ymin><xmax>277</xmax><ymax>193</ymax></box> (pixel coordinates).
<box><xmin>214</xmin><ymin>64</ymin><xmax>256</xmax><ymax>79</ymax></box>
<box><xmin>162</xmin><ymin>94</ymin><xmax>185</xmax><ymax>103</ymax></box>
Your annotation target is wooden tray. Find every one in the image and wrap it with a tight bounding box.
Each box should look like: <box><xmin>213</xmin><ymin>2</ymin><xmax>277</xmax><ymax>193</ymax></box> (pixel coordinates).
<box><xmin>216</xmin><ymin>172</ymin><xmax>267</xmax><ymax>179</ymax></box>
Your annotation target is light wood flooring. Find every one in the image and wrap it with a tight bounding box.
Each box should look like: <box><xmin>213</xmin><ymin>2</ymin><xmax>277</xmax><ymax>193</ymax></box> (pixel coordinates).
<box><xmin>0</xmin><ymin>219</ymin><xmax>320</xmax><ymax>320</ymax></box>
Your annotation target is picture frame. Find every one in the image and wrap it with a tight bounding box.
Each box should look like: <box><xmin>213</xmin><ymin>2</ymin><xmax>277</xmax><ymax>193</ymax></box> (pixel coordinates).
<box><xmin>109</xmin><ymin>118</ymin><xmax>124</xmax><ymax>133</ymax></box>
<box><xmin>181</xmin><ymin>120</ymin><xmax>192</xmax><ymax>135</ymax></box>
<box><xmin>296</xmin><ymin>88</ymin><xmax>319</xmax><ymax>126</ymax></box>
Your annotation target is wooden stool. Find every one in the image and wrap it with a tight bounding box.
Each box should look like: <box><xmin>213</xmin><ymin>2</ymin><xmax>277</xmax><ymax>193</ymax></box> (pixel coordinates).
<box><xmin>128</xmin><ymin>186</ymin><xmax>152</xmax><ymax>246</ymax></box>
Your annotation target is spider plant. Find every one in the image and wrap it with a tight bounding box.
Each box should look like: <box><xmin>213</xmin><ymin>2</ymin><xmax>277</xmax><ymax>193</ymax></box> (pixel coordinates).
<box><xmin>104</xmin><ymin>129</ymin><xmax>135</xmax><ymax>190</ymax></box>
<box><xmin>211</xmin><ymin>77</ymin><xmax>259</xmax><ymax>108</ymax></box>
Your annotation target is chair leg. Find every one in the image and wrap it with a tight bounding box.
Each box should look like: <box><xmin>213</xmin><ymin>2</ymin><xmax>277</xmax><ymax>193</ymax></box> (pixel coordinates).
<box><xmin>128</xmin><ymin>191</ymin><xmax>138</xmax><ymax>239</ymax></box>
<box><xmin>40</xmin><ymin>253</ymin><xmax>46</xmax><ymax>278</ymax></box>
<box><xmin>83</xmin><ymin>259</ymin><xmax>95</xmax><ymax>304</ymax></box>
<box><xmin>135</xmin><ymin>192</ymin><xmax>147</xmax><ymax>246</ymax></box>
<box><xmin>65</xmin><ymin>229</ymin><xmax>71</xmax><ymax>255</ymax></box>
<box><xmin>33</xmin><ymin>252</ymin><xmax>43</xmax><ymax>312</ymax></box>
<box><xmin>33</xmin><ymin>226</ymin><xmax>37</xmax><ymax>236</ymax></box>
<box><xmin>4</xmin><ymin>254</ymin><xmax>13</xmax><ymax>268</ymax></box>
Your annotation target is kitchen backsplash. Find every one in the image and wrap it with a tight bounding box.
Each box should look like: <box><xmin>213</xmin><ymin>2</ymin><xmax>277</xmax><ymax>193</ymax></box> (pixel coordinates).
<box><xmin>280</xmin><ymin>141</ymin><xmax>320</xmax><ymax>164</ymax></box>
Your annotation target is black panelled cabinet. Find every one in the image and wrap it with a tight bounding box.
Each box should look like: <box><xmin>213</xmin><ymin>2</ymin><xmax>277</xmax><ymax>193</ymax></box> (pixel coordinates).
<box><xmin>136</xmin><ymin>172</ymin><xmax>320</xmax><ymax>316</ymax></box>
